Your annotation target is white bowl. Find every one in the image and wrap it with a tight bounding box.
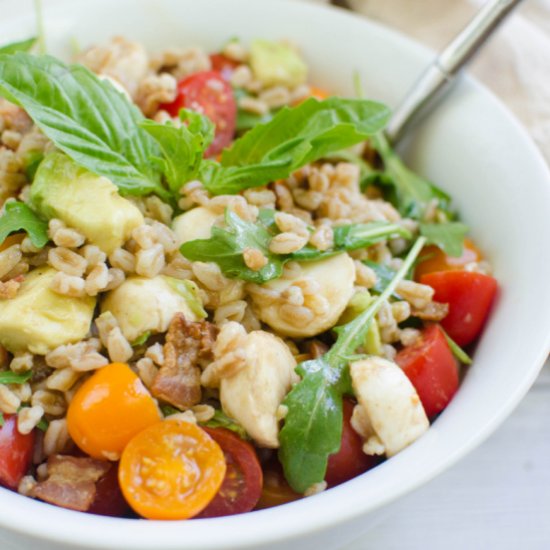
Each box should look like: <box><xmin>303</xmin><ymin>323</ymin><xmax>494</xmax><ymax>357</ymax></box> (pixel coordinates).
<box><xmin>2</xmin><ymin>1</ymin><xmax>550</xmax><ymax>549</ymax></box>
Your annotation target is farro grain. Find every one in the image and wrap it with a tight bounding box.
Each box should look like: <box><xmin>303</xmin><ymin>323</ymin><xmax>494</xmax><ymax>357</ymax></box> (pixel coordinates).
<box><xmin>132</xmin><ymin>224</ymin><xmax>156</xmax><ymax>249</ymax></box>
<box><xmin>230</xmin><ymin>65</ymin><xmax>253</xmax><ymax>88</ymax></box>
<box><xmin>31</xmin><ymin>389</ymin><xmax>66</xmax><ymax>416</ymax></box>
<box><xmin>292</xmin><ymin>188</ymin><xmax>323</xmax><ymax>211</ymax></box>
<box><xmin>144</xmin><ymin>195</ymin><xmax>173</xmax><ymax>226</ymax></box>
<box><xmin>192</xmin><ymin>403</ymin><xmax>215</xmax><ymax>423</ymax></box>
<box><xmin>306</xmin><ymin>294</ymin><xmax>330</xmax><ymax>316</ymax></box>
<box><xmin>52</xmin><ymin>227</ymin><xmax>86</xmax><ymax>249</ymax></box>
<box><xmin>396</xmin><ymin>280</ymin><xmax>434</xmax><ymax>310</ymax></box>
<box><xmin>135</xmin><ymin>357</ymin><xmax>158</xmax><ymax>388</ymax></box>
<box><xmin>391</xmin><ymin>301</ymin><xmax>411</xmax><ymax>324</ymax></box>
<box><xmin>80</xmin><ymin>245</ymin><xmax>106</xmax><ymax>270</ymax></box>
<box><xmin>222</xmin><ymin>40</ymin><xmax>248</xmax><ymax>62</ymax></box>
<box><xmin>400</xmin><ymin>327</ymin><xmax>421</xmax><ymax>347</ymax></box>
<box><xmin>243</xmin><ymin>247</ymin><xmax>268</xmax><ymax>271</ymax></box>
<box><xmin>50</xmin><ymin>271</ymin><xmax>86</xmax><ymax>298</ymax></box>
<box><xmin>9</xmin><ymin>382</ymin><xmax>31</xmax><ymax>403</ymax></box>
<box><xmin>136</xmin><ymin>72</ymin><xmax>177</xmax><ymax>116</ymax></box>
<box><xmin>259</xmin><ymin>86</ymin><xmax>291</xmax><ymax>108</ymax></box>
<box><xmin>43</xmin><ymin>418</ymin><xmax>69</xmax><ymax>457</ymax></box>
<box><xmin>0</xmin><ymin>384</ymin><xmax>21</xmax><ymax>413</ymax></box>
<box><xmin>17</xmin><ymin>405</ymin><xmax>44</xmax><ymax>435</ymax></box>
<box><xmin>107</xmin><ymin>327</ymin><xmax>133</xmax><ymax>363</ymax></box>
<box><xmin>3</xmin><ymin>260</ymin><xmax>28</xmax><ymax>280</ymax></box>
<box><xmin>48</xmin><ymin>247</ymin><xmax>87</xmax><ymax>277</ymax></box>
<box><xmin>304</xmin><ymin>481</ymin><xmax>327</xmax><ymax>497</ymax></box>
<box><xmin>308</xmin><ymin>224</ymin><xmax>334</xmax><ymax>251</ymax></box>
<box><xmin>0</xmin><ymin>279</ymin><xmax>20</xmax><ymax>299</ymax></box>
<box><xmin>214</xmin><ymin>300</ymin><xmax>247</xmax><ymax>324</ymax></box>
<box><xmin>95</xmin><ymin>312</ymin><xmax>119</xmax><ymax>347</ymax></box>
<box><xmin>45</xmin><ymin>368</ymin><xmax>81</xmax><ymax>393</ymax></box>
<box><xmin>243</xmin><ymin>188</ymin><xmax>276</xmax><ymax>208</ymax></box>
<box><xmin>84</xmin><ymin>263</ymin><xmax>109</xmax><ymax>296</ymax></box>
<box><xmin>145</xmin><ymin>343</ymin><xmax>164</xmax><ymax>367</ymax></box>
<box><xmin>0</xmin><ymin>245</ymin><xmax>22</xmax><ymax>278</ymax></box>
<box><xmin>108</xmin><ymin>248</ymin><xmax>136</xmax><ymax>273</ymax></box>
<box><xmin>192</xmin><ymin>262</ymin><xmax>226</xmax><ymax>291</ymax></box>
<box><xmin>281</xmin><ymin>285</ymin><xmax>305</xmax><ymax>306</ymax></box>
<box><xmin>10</xmin><ymin>352</ymin><xmax>33</xmax><ymax>374</ymax></box>
<box><xmin>241</xmin><ymin>303</ymin><xmax>261</xmax><ymax>332</ymax></box>
<box><xmin>269</xmin><ymin>232</ymin><xmax>308</xmax><ymax>254</ymax></box>
<box><xmin>135</xmin><ymin>244</ymin><xmax>165</xmax><ymax>277</ymax></box>
<box><xmin>1</xmin><ymin>129</ymin><xmax>22</xmax><ymax>150</ymax></box>
<box><xmin>104</xmin><ymin>268</ymin><xmax>125</xmax><ymax>291</ymax></box>
<box><xmin>278</xmin><ymin>303</ymin><xmax>314</xmax><ymax>326</ymax></box>
<box><xmin>17</xmin><ymin>475</ymin><xmax>37</xmax><ymax>497</ymax></box>
<box><xmin>238</xmin><ymin>96</ymin><xmax>269</xmax><ymax>116</ymax></box>
<box><xmin>20</xmin><ymin>236</ymin><xmax>41</xmax><ymax>254</ymax></box>
<box><xmin>382</xmin><ymin>344</ymin><xmax>397</xmax><ymax>361</ymax></box>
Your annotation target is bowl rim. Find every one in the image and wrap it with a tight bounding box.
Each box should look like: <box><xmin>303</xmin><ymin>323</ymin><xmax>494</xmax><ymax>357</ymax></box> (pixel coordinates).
<box><xmin>1</xmin><ymin>0</ymin><xmax>550</xmax><ymax>548</ymax></box>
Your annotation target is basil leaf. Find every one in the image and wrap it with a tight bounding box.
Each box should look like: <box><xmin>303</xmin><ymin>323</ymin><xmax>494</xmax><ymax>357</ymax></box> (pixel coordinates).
<box><xmin>202</xmin><ymin>97</ymin><xmax>390</xmax><ymax>195</ymax></box>
<box><xmin>140</xmin><ymin>109</ymin><xmax>214</xmax><ymax>195</ymax></box>
<box><xmin>0</xmin><ymin>201</ymin><xmax>48</xmax><ymax>248</ymax></box>
<box><xmin>180</xmin><ymin>209</ymin><xmax>285</xmax><ymax>284</ymax></box>
<box><xmin>0</xmin><ymin>371</ymin><xmax>33</xmax><ymax>385</ymax></box>
<box><xmin>279</xmin><ymin>237</ymin><xmax>426</xmax><ymax>492</ymax></box>
<box><xmin>419</xmin><ymin>222</ymin><xmax>468</xmax><ymax>258</ymax></box>
<box><xmin>0</xmin><ymin>52</ymin><xmax>170</xmax><ymax>202</ymax></box>
<box><xmin>372</xmin><ymin>133</ymin><xmax>451</xmax><ymax>220</ymax></box>
<box><xmin>441</xmin><ymin>327</ymin><xmax>473</xmax><ymax>365</ymax></box>
<box><xmin>203</xmin><ymin>409</ymin><xmax>249</xmax><ymax>440</ymax></box>
<box><xmin>0</xmin><ymin>37</ymin><xmax>36</xmax><ymax>54</ymax></box>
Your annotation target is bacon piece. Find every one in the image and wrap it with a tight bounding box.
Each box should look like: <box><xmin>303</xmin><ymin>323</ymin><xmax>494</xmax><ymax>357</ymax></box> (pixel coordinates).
<box><xmin>411</xmin><ymin>301</ymin><xmax>449</xmax><ymax>322</ymax></box>
<box><xmin>151</xmin><ymin>313</ymin><xmax>218</xmax><ymax>409</ymax></box>
<box><xmin>30</xmin><ymin>455</ymin><xmax>111</xmax><ymax>512</ymax></box>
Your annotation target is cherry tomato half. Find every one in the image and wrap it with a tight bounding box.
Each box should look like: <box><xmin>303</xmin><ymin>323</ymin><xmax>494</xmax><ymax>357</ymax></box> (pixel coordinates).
<box><xmin>325</xmin><ymin>399</ymin><xmax>378</xmax><ymax>487</ymax></box>
<box><xmin>119</xmin><ymin>420</ymin><xmax>226</xmax><ymax>520</ymax></box>
<box><xmin>395</xmin><ymin>324</ymin><xmax>459</xmax><ymax>418</ymax></box>
<box><xmin>67</xmin><ymin>363</ymin><xmax>161</xmax><ymax>460</ymax></box>
<box><xmin>87</xmin><ymin>463</ymin><xmax>131</xmax><ymax>518</ymax></box>
<box><xmin>160</xmin><ymin>71</ymin><xmax>237</xmax><ymax>157</ymax></box>
<box><xmin>414</xmin><ymin>238</ymin><xmax>482</xmax><ymax>279</ymax></box>
<box><xmin>420</xmin><ymin>271</ymin><xmax>498</xmax><ymax>347</ymax></box>
<box><xmin>0</xmin><ymin>414</ymin><xmax>35</xmax><ymax>489</ymax></box>
<box><xmin>255</xmin><ymin>458</ymin><xmax>301</xmax><ymax>510</ymax></box>
<box><xmin>196</xmin><ymin>427</ymin><xmax>262</xmax><ymax>518</ymax></box>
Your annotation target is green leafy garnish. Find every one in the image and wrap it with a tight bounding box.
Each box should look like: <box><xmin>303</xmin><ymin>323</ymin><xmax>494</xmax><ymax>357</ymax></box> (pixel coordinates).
<box><xmin>131</xmin><ymin>331</ymin><xmax>151</xmax><ymax>347</ymax></box>
<box><xmin>0</xmin><ymin>52</ymin><xmax>171</xmax><ymax>202</ymax></box>
<box><xmin>181</xmin><ymin>209</ymin><xmax>285</xmax><ymax>284</ymax></box>
<box><xmin>181</xmin><ymin>208</ymin><xmax>410</xmax><ymax>283</ymax></box>
<box><xmin>0</xmin><ymin>412</ymin><xmax>4</xmax><ymax>427</ymax></box>
<box><xmin>163</xmin><ymin>277</ymin><xmax>207</xmax><ymax>319</ymax></box>
<box><xmin>0</xmin><ymin>371</ymin><xmax>33</xmax><ymax>385</ymax></box>
<box><xmin>140</xmin><ymin>109</ymin><xmax>215</xmax><ymax>195</ymax></box>
<box><xmin>160</xmin><ymin>404</ymin><xmax>180</xmax><ymax>416</ymax></box>
<box><xmin>362</xmin><ymin>259</ymin><xmax>398</xmax><ymax>295</ymax></box>
<box><xmin>372</xmin><ymin>133</ymin><xmax>451</xmax><ymax>220</ymax></box>
<box><xmin>442</xmin><ymin>328</ymin><xmax>473</xmax><ymax>365</ymax></box>
<box><xmin>278</xmin><ymin>236</ymin><xmax>426</xmax><ymax>492</ymax></box>
<box><xmin>419</xmin><ymin>221</ymin><xmax>468</xmax><ymax>258</ymax></box>
<box><xmin>203</xmin><ymin>409</ymin><xmax>249</xmax><ymax>440</ymax></box>
<box><xmin>0</xmin><ymin>201</ymin><xmax>48</xmax><ymax>248</ymax></box>
<box><xmin>37</xmin><ymin>417</ymin><xmax>49</xmax><ymax>432</ymax></box>
<box><xmin>200</xmin><ymin>97</ymin><xmax>390</xmax><ymax>195</ymax></box>
<box><xmin>0</xmin><ymin>37</ymin><xmax>37</xmax><ymax>55</ymax></box>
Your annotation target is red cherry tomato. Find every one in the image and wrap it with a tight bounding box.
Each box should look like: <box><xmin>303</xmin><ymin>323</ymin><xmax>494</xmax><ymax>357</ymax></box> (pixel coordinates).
<box><xmin>325</xmin><ymin>399</ymin><xmax>378</xmax><ymax>487</ymax></box>
<box><xmin>420</xmin><ymin>271</ymin><xmax>498</xmax><ymax>347</ymax></box>
<box><xmin>160</xmin><ymin>71</ymin><xmax>237</xmax><ymax>157</ymax></box>
<box><xmin>395</xmin><ymin>324</ymin><xmax>459</xmax><ymax>418</ymax></box>
<box><xmin>196</xmin><ymin>427</ymin><xmax>263</xmax><ymax>518</ymax></box>
<box><xmin>88</xmin><ymin>463</ymin><xmax>130</xmax><ymax>517</ymax></box>
<box><xmin>255</xmin><ymin>458</ymin><xmax>301</xmax><ymax>510</ymax></box>
<box><xmin>209</xmin><ymin>53</ymin><xmax>239</xmax><ymax>81</ymax></box>
<box><xmin>0</xmin><ymin>414</ymin><xmax>35</xmax><ymax>489</ymax></box>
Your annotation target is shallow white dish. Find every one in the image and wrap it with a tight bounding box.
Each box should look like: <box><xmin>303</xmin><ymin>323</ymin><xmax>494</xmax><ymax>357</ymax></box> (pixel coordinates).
<box><xmin>1</xmin><ymin>0</ymin><xmax>550</xmax><ymax>549</ymax></box>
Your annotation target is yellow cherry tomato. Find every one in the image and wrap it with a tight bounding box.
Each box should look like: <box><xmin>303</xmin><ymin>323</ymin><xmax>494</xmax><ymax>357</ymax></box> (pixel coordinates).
<box><xmin>119</xmin><ymin>420</ymin><xmax>226</xmax><ymax>520</ymax></box>
<box><xmin>67</xmin><ymin>363</ymin><xmax>161</xmax><ymax>460</ymax></box>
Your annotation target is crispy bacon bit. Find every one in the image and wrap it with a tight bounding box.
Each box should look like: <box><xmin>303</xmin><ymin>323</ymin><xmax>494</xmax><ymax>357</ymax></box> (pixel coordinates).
<box><xmin>30</xmin><ymin>455</ymin><xmax>111</xmax><ymax>512</ymax></box>
<box><xmin>151</xmin><ymin>313</ymin><xmax>218</xmax><ymax>409</ymax></box>
<box><xmin>411</xmin><ymin>301</ymin><xmax>449</xmax><ymax>322</ymax></box>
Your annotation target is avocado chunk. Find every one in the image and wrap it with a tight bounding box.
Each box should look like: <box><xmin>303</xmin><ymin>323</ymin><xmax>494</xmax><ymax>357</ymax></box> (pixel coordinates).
<box><xmin>31</xmin><ymin>153</ymin><xmax>144</xmax><ymax>254</ymax></box>
<box><xmin>101</xmin><ymin>275</ymin><xmax>206</xmax><ymax>343</ymax></box>
<box><xmin>0</xmin><ymin>267</ymin><xmax>96</xmax><ymax>354</ymax></box>
<box><xmin>249</xmin><ymin>39</ymin><xmax>307</xmax><ymax>89</ymax></box>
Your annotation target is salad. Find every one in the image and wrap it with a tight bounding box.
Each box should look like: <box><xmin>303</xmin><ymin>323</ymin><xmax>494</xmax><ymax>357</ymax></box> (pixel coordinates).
<box><xmin>0</xmin><ymin>34</ymin><xmax>497</xmax><ymax>520</ymax></box>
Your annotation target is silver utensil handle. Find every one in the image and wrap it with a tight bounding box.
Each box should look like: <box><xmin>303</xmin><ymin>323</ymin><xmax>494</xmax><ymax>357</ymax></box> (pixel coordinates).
<box><xmin>385</xmin><ymin>0</ymin><xmax>524</xmax><ymax>144</ymax></box>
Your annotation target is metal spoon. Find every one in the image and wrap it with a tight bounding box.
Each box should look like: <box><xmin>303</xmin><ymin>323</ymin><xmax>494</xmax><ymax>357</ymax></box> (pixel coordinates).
<box><xmin>330</xmin><ymin>0</ymin><xmax>524</xmax><ymax>144</ymax></box>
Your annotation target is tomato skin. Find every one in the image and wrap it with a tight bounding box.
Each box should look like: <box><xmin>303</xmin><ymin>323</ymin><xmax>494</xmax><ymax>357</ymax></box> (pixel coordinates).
<box><xmin>87</xmin><ymin>463</ymin><xmax>130</xmax><ymax>518</ymax></box>
<box><xmin>325</xmin><ymin>399</ymin><xmax>378</xmax><ymax>487</ymax></box>
<box><xmin>255</xmin><ymin>458</ymin><xmax>301</xmax><ymax>510</ymax></box>
<box><xmin>420</xmin><ymin>271</ymin><xmax>498</xmax><ymax>347</ymax></box>
<box><xmin>414</xmin><ymin>239</ymin><xmax>482</xmax><ymax>279</ymax></box>
<box><xmin>196</xmin><ymin>427</ymin><xmax>262</xmax><ymax>518</ymax></box>
<box><xmin>0</xmin><ymin>414</ymin><xmax>35</xmax><ymax>489</ymax></box>
<box><xmin>160</xmin><ymin>71</ymin><xmax>237</xmax><ymax>157</ymax></box>
<box><xmin>209</xmin><ymin>53</ymin><xmax>239</xmax><ymax>81</ymax></box>
<box><xmin>395</xmin><ymin>324</ymin><xmax>459</xmax><ymax>418</ymax></box>
<box><xmin>119</xmin><ymin>420</ymin><xmax>226</xmax><ymax>520</ymax></box>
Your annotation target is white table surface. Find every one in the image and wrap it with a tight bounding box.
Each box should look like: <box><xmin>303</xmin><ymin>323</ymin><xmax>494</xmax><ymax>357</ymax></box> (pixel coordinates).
<box><xmin>344</xmin><ymin>359</ymin><xmax>550</xmax><ymax>550</ymax></box>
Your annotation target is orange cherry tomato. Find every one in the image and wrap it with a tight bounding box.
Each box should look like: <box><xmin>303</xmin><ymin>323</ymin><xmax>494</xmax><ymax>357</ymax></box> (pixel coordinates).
<box><xmin>67</xmin><ymin>363</ymin><xmax>161</xmax><ymax>460</ymax></box>
<box><xmin>0</xmin><ymin>233</ymin><xmax>24</xmax><ymax>252</ymax></box>
<box><xmin>292</xmin><ymin>85</ymin><xmax>330</xmax><ymax>105</ymax></box>
<box><xmin>255</xmin><ymin>458</ymin><xmax>301</xmax><ymax>510</ymax></box>
<box><xmin>414</xmin><ymin>238</ymin><xmax>482</xmax><ymax>279</ymax></box>
<box><xmin>119</xmin><ymin>420</ymin><xmax>226</xmax><ymax>520</ymax></box>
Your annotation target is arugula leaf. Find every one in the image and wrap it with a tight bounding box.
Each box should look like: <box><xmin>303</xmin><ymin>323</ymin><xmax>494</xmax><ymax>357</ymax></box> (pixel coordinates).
<box><xmin>0</xmin><ymin>371</ymin><xmax>33</xmax><ymax>385</ymax></box>
<box><xmin>362</xmin><ymin>259</ymin><xmax>399</xmax><ymax>295</ymax></box>
<box><xmin>203</xmin><ymin>409</ymin><xmax>249</xmax><ymax>440</ymax></box>
<box><xmin>37</xmin><ymin>417</ymin><xmax>49</xmax><ymax>432</ymax></box>
<box><xmin>201</xmin><ymin>97</ymin><xmax>390</xmax><ymax>195</ymax></box>
<box><xmin>0</xmin><ymin>201</ymin><xmax>48</xmax><ymax>248</ymax></box>
<box><xmin>279</xmin><ymin>237</ymin><xmax>426</xmax><ymax>492</ymax></box>
<box><xmin>140</xmin><ymin>109</ymin><xmax>215</xmax><ymax>195</ymax></box>
<box><xmin>0</xmin><ymin>52</ymin><xmax>170</xmax><ymax>202</ymax></box>
<box><xmin>131</xmin><ymin>331</ymin><xmax>151</xmax><ymax>347</ymax></box>
<box><xmin>333</xmin><ymin>222</ymin><xmax>410</xmax><ymax>251</ymax></box>
<box><xmin>372</xmin><ymin>133</ymin><xmax>451</xmax><ymax>220</ymax></box>
<box><xmin>419</xmin><ymin>221</ymin><xmax>468</xmax><ymax>258</ymax></box>
<box><xmin>0</xmin><ymin>37</ymin><xmax>36</xmax><ymax>54</ymax></box>
<box><xmin>180</xmin><ymin>209</ymin><xmax>285</xmax><ymax>284</ymax></box>
<box><xmin>441</xmin><ymin>328</ymin><xmax>473</xmax><ymax>365</ymax></box>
